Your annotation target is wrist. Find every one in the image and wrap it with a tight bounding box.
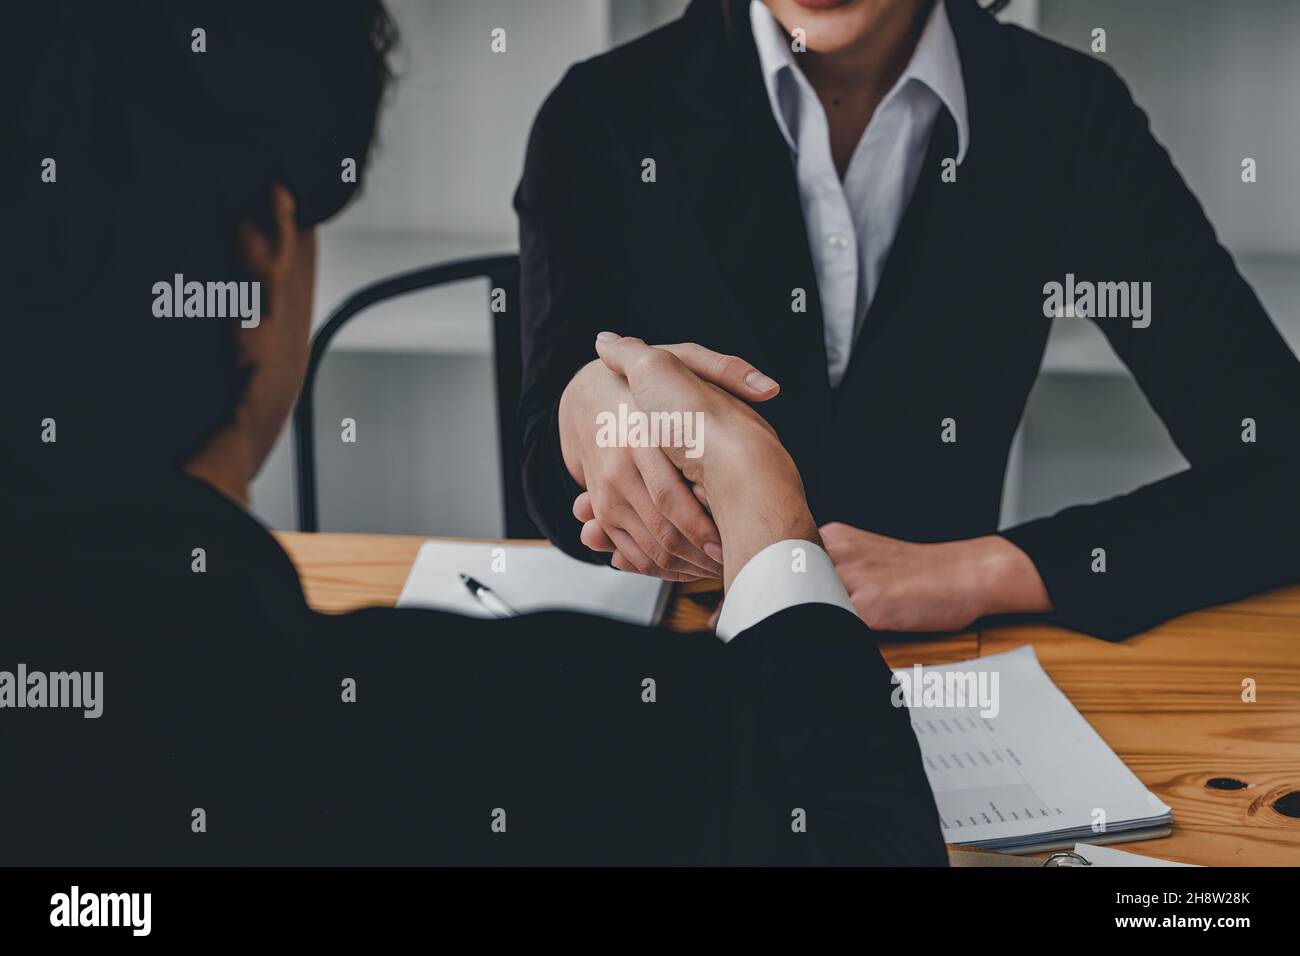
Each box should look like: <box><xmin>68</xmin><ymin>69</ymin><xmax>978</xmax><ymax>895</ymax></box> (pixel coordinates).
<box><xmin>558</xmin><ymin>363</ymin><xmax>600</xmax><ymax>488</ymax></box>
<box><xmin>969</xmin><ymin>535</ymin><xmax>1052</xmax><ymax>617</ymax></box>
<box><xmin>702</xmin><ymin>419</ymin><xmax>787</xmax><ymax>489</ymax></box>
<box><xmin>707</xmin><ymin>431</ymin><xmax>817</xmax><ymax>588</ymax></box>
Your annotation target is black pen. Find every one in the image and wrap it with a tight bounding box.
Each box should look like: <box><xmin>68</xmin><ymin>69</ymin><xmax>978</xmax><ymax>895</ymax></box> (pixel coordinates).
<box><xmin>459</xmin><ymin>573</ymin><xmax>518</xmax><ymax>618</ymax></box>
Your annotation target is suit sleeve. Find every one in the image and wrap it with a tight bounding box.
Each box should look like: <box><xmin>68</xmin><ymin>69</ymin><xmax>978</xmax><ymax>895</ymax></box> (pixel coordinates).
<box><xmin>513</xmin><ymin>64</ymin><xmax>632</xmax><ymax>561</ymax></box>
<box><xmin>1000</xmin><ymin>65</ymin><xmax>1300</xmax><ymax>641</ymax></box>
<box><xmin>319</xmin><ymin>602</ymin><xmax>945</xmax><ymax>866</ymax></box>
<box><xmin>728</xmin><ymin>604</ymin><xmax>948</xmax><ymax>866</ymax></box>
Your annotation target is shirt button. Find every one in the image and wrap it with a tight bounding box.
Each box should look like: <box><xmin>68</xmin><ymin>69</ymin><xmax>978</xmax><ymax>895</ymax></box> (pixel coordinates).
<box><xmin>826</xmin><ymin>233</ymin><xmax>850</xmax><ymax>250</ymax></box>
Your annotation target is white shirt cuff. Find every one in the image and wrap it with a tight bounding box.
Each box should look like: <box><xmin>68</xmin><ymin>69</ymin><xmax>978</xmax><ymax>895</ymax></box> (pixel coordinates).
<box><xmin>715</xmin><ymin>539</ymin><xmax>856</xmax><ymax>642</ymax></box>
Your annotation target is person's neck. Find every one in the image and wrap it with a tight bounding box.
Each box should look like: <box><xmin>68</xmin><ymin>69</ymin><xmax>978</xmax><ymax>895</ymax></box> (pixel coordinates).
<box><xmin>796</xmin><ymin>0</ymin><xmax>932</xmax><ymax>176</ymax></box>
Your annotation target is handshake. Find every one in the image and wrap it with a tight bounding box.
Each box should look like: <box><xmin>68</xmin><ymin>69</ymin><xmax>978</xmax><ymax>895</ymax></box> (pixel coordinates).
<box><xmin>561</xmin><ymin>334</ymin><xmax>1051</xmax><ymax>630</ymax></box>
<box><xmin>568</xmin><ymin>333</ymin><xmax>816</xmax><ymax>592</ymax></box>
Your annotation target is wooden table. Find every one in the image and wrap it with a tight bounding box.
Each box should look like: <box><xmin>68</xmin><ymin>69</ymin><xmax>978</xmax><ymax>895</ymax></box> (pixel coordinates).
<box><xmin>274</xmin><ymin>531</ymin><xmax>1300</xmax><ymax>866</ymax></box>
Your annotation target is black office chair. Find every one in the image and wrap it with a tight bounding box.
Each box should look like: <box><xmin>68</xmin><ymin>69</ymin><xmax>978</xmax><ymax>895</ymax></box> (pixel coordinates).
<box><xmin>292</xmin><ymin>253</ymin><xmax>541</xmax><ymax>539</ymax></box>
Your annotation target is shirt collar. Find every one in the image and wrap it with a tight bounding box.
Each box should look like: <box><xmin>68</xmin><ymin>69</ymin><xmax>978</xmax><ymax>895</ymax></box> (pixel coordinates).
<box><xmin>748</xmin><ymin>0</ymin><xmax>970</xmax><ymax>164</ymax></box>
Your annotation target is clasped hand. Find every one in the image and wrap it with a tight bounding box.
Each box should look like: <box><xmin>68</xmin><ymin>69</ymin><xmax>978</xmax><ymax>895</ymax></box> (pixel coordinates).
<box><xmin>563</xmin><ymin>337</ymin><xmax>1052</xmax><ymax>631</ymax></box>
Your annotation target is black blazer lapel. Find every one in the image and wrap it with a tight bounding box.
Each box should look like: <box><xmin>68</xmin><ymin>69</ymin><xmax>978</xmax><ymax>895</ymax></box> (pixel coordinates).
<box><xmin>659</xmin><ymin>0</ymin><xmax>833</xmax><ymax>478</ymax></box>
<box><xmin>844</xmin><ymin>109</ymin><xmax>962</xmax><ymax>366</ymax></box>
<box><xmin>838</xmin><ymin>0</ymin><xmax>1036</xmax><ymax>391</ymax></box>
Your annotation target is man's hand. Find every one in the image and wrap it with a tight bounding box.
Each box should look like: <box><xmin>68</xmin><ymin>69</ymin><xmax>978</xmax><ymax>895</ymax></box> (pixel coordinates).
<box><xmin>819</xmin><ymin>522</ymin><xmax>1052</xmax><ymax>632</ymax></box>
<box><xmin>559</xmin><ymin>339</ymin><xmax>780</xmax><ymax>581</ymax></box>
<box><xmin>593</xmin><ymin>334</ymin><xmax>816</xmax><ymax>589</ymax></box>
<box><xmin>184</xmin><ymin>184</ymin><xmax>316</xmax><ymax>504</ymax></box>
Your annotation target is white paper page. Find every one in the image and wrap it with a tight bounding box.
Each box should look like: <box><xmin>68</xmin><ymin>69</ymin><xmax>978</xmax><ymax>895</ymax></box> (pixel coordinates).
<box><xmin>1074</xmin><ymin>843</ymin><xmax>1196</xmax><ymax>867</ymax></box>
<box><xmin>894</xmin><ymin>645</ymin><xmax>1171</xmax><ymax>846</ymax></box>
<box><xmin>396</xmin><ymin>541</ymin><xmax>668</xmax><ymax>626</ymax></box>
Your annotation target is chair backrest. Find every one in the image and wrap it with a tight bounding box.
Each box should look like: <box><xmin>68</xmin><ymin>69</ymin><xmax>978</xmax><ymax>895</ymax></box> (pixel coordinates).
<box><xmin>293</xmin><ymin>253</ymin><xmax>541</xmax><ymax>538</ymax></box>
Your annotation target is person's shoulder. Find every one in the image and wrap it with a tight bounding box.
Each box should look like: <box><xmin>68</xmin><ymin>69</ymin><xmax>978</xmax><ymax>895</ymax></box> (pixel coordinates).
<box><xmin>570</xmin><ymin>13</ymin><xmax>694</xmax><ymax>93</ymax></box>
<box><xmin>532</xmin><ymin>13</ymin><xmax>696</xmax><ymax>134</ymax></box>
<box><xmin>994</xmin><ymin>19</ymin><xmax>1135</xmax><ymax>109</ymax></box>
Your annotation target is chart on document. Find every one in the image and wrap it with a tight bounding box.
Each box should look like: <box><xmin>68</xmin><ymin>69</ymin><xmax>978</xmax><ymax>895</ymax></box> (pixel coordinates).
<box><xmin>895</xmin><ymin>646</ymin><xmax>1171</xmax><ymax>851</ymax></box>
<box><xmin>910</xmin><ymin>710</ymin><xmax>1063</xmax><ymax>835</ymax></box>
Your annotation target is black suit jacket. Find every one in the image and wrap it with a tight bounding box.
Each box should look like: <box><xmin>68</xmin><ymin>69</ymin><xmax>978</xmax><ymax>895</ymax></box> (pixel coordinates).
<box><xmin>2</xmin><ymin>476</ymin><xmax>946</xmax><ymax>866</ymax></box>
<box><xmin>1</xmin><ymin>3</ymin><xmax>941</xmax><ymax>867</ymax></box>
<box><xmin>515</xmin><ymin>0</ymin><xmax>1300</xmax><ymax>641</ymax></box>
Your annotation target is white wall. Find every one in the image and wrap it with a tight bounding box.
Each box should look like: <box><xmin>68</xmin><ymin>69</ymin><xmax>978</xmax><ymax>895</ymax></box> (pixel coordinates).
<box><xmin>330</xmin><ymin>0</ymin><xmax>611</xmax><ymax>243</ymax></box>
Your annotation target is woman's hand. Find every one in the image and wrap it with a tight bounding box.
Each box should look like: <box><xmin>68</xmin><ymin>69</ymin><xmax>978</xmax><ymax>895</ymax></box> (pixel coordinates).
<box><xmin>592</xmin><ymin>334</ymin><xmax>814</xmax><ymax>589</ymax></box>
<box><xmin>819</xmin><ymin>522</ymin><xmax>1052</xmax><ymax>633</ymax></box>
<box><xmin>184</xmin><ymin>184</ymin><xmax>316</xmax><ymax>504</ymax></box>
<box><xmin>558</xmin><ymin>341</ymin><xmax>780</xmax><ymax>581</ymax></box>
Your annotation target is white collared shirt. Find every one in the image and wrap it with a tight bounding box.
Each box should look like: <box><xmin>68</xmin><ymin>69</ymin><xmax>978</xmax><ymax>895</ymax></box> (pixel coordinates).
<box><xmin>716</xmin><ymin>539</ymin><xmax>856</xmax><ymax>641</ymax></box>
<box><xmin>749</xmin><ymin>0</ymin><xmax>969</xmax><ymax>387</ymax></box>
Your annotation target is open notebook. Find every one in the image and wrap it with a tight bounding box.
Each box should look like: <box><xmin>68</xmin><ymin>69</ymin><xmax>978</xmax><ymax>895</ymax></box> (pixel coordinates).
<box><xmin>897</xmin><ymin>645</ymin><xmax>1172</xmax><ymax>853</ymax></box>
<box><xmin>396</xmin><ymin>540</ymin><xmax>671</xmax><ymax>626</ymax></box>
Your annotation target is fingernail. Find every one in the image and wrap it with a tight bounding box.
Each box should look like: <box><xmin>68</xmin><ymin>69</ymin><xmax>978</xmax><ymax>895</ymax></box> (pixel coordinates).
<box><xmin>704</xmin><ymin>542</ymin><xmax>723</xmax><ymax>562</ymax></box>
<box><xmin>596</xmin><ymin>331</ymin><xmax>620</xmax><ymax>342</ymax></box>
<box><xmin>745</xmin><ymin>370</ymin><xmax>778</xmax><ymax>392</ymax></box>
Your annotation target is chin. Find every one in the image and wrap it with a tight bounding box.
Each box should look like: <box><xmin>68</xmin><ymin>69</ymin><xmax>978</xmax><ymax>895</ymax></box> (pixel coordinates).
<box><xmin>762</xmin><ymin>0</ymin><xmax>888</xmax><ymax>55</ymax></box>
